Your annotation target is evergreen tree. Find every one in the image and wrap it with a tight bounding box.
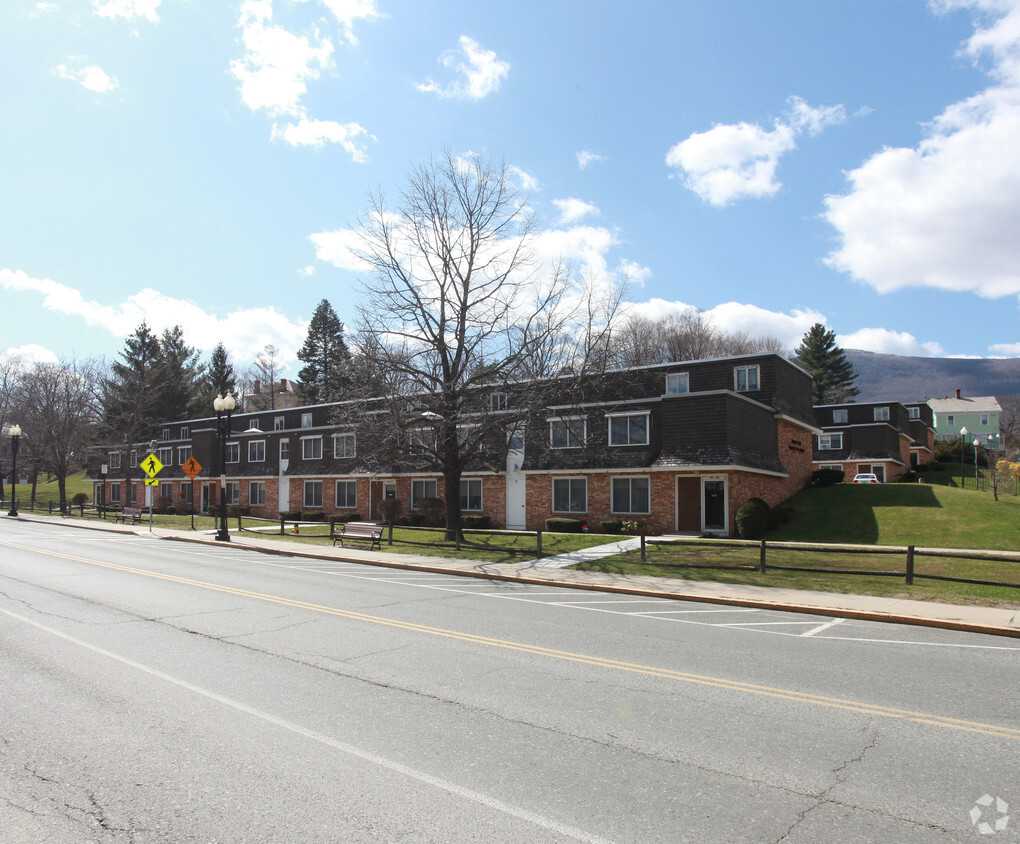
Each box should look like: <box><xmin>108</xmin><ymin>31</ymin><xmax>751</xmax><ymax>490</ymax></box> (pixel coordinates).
<box><xmin>101</xmin><ymin>322</ymin><xmax>164</xmax><ymax>445</ymax></box>
<box><xmin>203</xmin><ymin>342</ymin><xmax>236</xmax><ymax>406</ymax></box>
<box><xmin>297</xmin><ymin>299</ymin><xmax>350</xmax><ymax>404</ymax></box>
<box><xmin>155</xmin><ymin>325</ymin><xmax>205</xmax><ymax>421</ymax></box>
<box><xmin>795</xmin><ymin>323</ymin><xmax>859</xmax><ymax>405</ymax></box>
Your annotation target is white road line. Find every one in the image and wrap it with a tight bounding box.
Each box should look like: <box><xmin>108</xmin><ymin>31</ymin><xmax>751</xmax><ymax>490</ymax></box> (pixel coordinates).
<box><xmin>0</xmin><ymin>606</ymin><xmax>612</xmax><ymax>844</ymax></box>
<box><xmin>802</xmin><ymin>618</ymin><xmax>846</xmax><ymax>637</ymax></box>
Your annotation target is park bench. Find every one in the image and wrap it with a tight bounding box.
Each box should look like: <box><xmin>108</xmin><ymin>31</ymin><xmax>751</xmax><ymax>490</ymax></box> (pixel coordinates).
<box><xmin>114</xmin><ymin>507</ymin><xmax>144</xmax><ymax>525</ymax></box>
<box><xmin>331</xmin><ymin>521</ymin><xmax>382</xmax><ymax>551</ymax></box>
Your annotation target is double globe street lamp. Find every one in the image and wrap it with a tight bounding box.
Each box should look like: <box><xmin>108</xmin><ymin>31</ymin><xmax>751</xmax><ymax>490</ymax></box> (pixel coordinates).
<box><xmin>213</xmin><ymin>394</ymin><xmax>236</xmax><ymax>542</ymax></box>
<box><xmin>6</xmin><ymin>424</ymin><xmax>22</xmax><ymax>517</ymax></box>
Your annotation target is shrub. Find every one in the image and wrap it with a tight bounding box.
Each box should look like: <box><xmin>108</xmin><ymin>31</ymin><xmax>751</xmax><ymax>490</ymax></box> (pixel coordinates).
<box><xmin>621</xmin><ymin>520</ymin><xmax>647</xmax><ymax>535</ymax></box>
<box><xmin>601</xmin><ymin>520</ymin><xmax>623</xmax><ymax>535</ymax></box>
<box><xmin>462</xmin><ymin>515</ymin><xmax>491</xmax><ymax>529</ymax></box>
<box><xmin>398</xmin><ymin>513</ymin><xmax>425</xmax><ymax>526</ymax></box>
<box><xmin>736</xmin><ymin>498</ymin><xmax>770</xmax><ymax>539</ymax></box>
<box><xmin>71</xmin><ymin>492</ymin><xmax>89</xmax><ymax>507</ymax></box>
<box><xmin>228</xmin><ymin>505</ymin><xmax>251</xmax><ymax>518</ymax></box>
<box><xmin>156</xmin><ymin>495</ymin><xmax>175</xmax><ymax>514</ymax></box>
<box><xmin>279</xmin><ymin>510</ymin><xmax>301</xmax><ymax>521</ymax></box>
<box><xmin>811</xmin><ymin>468</ymin><xmax>844</xmax><ymax>487</ymax></box>
<box><xmin>545</xmin><ymin>517</ymin><xmax>586</xmax><ymax>533</ymax></box>
<box><xmin>767</xmin><ymin>505</ymin><xmax>793</xmax><ymax>530</ymax></box>
<box><xmin>335</xmin><ymin>512</ymin><xmax>362</xmax><ymax>523</ymax></box>
<box><xmin>302</xmin><ymin>511</ymin><xmax>325</xmax><ymax>521</ymax></box>
<box><xmin>417</xmin><ymin>496</ymin><xmax>446</xmax><ymax>527</ymax></box>
<box><xmin>376</xmin><ymin>498</ymin><xmax>401</xmax><ymax>524</ymax></box>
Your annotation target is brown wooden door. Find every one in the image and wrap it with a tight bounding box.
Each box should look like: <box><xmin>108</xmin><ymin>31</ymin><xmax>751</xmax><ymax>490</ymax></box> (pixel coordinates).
<box><xmin>676</xmin><ymin>476</ymin><xmax>701</xmax><ymax>531</ymax></box>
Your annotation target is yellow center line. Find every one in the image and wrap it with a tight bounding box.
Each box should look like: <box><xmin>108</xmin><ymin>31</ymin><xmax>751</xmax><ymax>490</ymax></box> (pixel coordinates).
<box><xmin>6</xmin><ymin>540</ymin><xmax>1019</xmax><ymax>742</ymax></box>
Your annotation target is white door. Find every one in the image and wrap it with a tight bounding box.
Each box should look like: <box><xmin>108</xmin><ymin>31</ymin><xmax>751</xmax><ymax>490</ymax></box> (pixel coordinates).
<box><xmin>278</xmin><ymin>439</ymin><xmax>290</xmax><ymax>512</ymax></box>
<box><xmin>505</xmin><ymin>437</ymin><xmax>526</xmax><ymax>530</ymax></box>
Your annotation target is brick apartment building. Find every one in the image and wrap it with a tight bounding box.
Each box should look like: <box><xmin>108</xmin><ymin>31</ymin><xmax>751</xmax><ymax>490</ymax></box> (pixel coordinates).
<box><xmin>88</xmin><ymin>352</ymin><xmax>819</xmax><ymax>536</ymax></box>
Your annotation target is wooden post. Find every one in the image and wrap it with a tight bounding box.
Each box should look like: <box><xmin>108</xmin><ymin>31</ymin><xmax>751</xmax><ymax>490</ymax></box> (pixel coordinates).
<box><xmin>906</xmin><ymin>545</ymin><xmax>915</xmax><ymax>585</ymax></box>
<box><xmin>759</xmin><ymin>539</ymin><xmax>767</xmax><ymax>574</ymax></box>
<box><xmin>641</xmin><ymin>532</ymin><xmax>647</xmax><ymax>563</ymax></box>
<box><xmin>537</xmin><ymin>529</ymin><xmax>543</xmax><ymax>558</ymax></box>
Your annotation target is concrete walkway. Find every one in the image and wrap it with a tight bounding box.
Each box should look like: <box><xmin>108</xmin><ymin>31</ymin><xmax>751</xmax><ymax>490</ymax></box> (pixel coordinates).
<box><xmin>9</xmin><ymin>513</ymin><xmax>1020</xmax><ymax>638</ymax></box>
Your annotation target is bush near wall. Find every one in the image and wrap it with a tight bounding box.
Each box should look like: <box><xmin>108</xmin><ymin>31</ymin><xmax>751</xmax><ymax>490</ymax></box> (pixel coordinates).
<box><xmin>545</xmin><ymin>517</ymin><xmax>586</xmax><ymax>532</ymax></box>
<box><xmin>811</xmin><ymin>468</ymin><xmax>844</xmax><ymax>487</ymax></box>
<box><xmin>736</xmin><ymin>498</ymin><xmax>769</xmax><ymax>539</ymax></box>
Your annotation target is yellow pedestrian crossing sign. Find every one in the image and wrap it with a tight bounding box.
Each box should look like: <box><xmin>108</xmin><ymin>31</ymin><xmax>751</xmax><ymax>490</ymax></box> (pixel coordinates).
<box><xmin>141</xmin><ymin>453</ymin><xmax>163</xmax><ymax>477</ymax></box>
<box><xmin>144</xmin><ymin>478</ymin><xmax>159</xmax><ymax>487</ymax></box>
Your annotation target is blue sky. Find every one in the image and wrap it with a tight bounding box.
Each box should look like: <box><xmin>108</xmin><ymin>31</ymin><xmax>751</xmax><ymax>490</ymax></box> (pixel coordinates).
<box><xmin>2</xmin><ymin>0</ymin><xmax>1019</xmax><ymax>379</ymax></box>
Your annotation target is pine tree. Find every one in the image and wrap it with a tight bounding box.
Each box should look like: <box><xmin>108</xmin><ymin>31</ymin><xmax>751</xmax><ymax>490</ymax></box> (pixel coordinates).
<box><xmin>203</xmin><ymin>342</ymin><xmax>236</xmax><ymax>405</ymax></box>
<box><xmin>297</xmin><ymin>299</ymin><xmax>350</xmax><ymax>404</ymax></box>
<box><xmin>795</xmin><ymin>323</ymin><xmax>859</xmax><ymax>405</ymax></box>
<box><xmin>155</xmin><ymin>325</ymin><xmax>205</xmax><ymax>421</ymax></box>
<box><xmin>101</xmin><ymin>322</ymin><xmax>164</xmax><ymax>445</ymax></box>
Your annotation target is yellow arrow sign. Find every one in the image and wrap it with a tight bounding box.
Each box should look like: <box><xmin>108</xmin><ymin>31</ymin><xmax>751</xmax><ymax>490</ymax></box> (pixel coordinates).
<box><xmin>140</xmin><ymin>453</ymin><xmax>164</xmax><ymax>477</ymax></box>
<box><xmin>144</xmin><ymin>478</ymin><xmax>159</xmax><ymax>487</ymax></box>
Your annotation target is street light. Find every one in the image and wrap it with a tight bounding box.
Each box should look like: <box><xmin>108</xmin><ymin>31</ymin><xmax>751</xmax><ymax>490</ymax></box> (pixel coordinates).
<box><xmin>6</xmin><ymin>424</ymin><xmax>22</xmax><ymax>517</ymax></box>
<box><xmin>960</xmin><ymin>426</ymin><xmax>968</xmax><ymax>489</ymax></box>
<box><xmin>213</xmin><ymin>394</ymin><xmax>236</xmax><ymax>542</ymax></box>
<box><xmin>973</xmin><ymin>438</ymin><xmax>980</xmax><ymax>490</ymax></box>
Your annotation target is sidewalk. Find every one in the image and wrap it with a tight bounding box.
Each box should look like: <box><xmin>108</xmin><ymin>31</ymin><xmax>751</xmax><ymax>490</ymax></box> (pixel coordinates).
<box><xmin>11</xmin><ymin>513</ymin><xmax>1020</xmax><ymax>638</ymax></box>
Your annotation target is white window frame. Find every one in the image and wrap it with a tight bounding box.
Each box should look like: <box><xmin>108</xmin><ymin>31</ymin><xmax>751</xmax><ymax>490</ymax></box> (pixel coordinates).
<box><xmin>161</xmin><ymin>428</ymin><xmax>171</xmax><ymax>441</ymax></box>
<box><xmin>874</xmin><ymin>407</ymin><xmax>890</xmax><ymax>422</ymax></box>
<box><xmin>490</xmin><ymin>392</ymin><xmax>507</xmax><ymax>412</ymax></box>
<box><xmin>734</xmin><ymin>365</ymin><xmax>760</xmax><ymax>392</ymax></box>
<box><xmin>110</xmin><ymin>483</ymin><xmax>121</xmax><ymax>503</ymax></box>
<box><xmin>947</xmin><ymin>414</ymin><xmax>955</xmax><ymax>426</ymax></box>
<box><xmin>665</xmin><ymin>372</ymin><xmax>689</xmax><ymax>395</ymax></box>
<box><xmin>552</xmin><ymin>477</ymin><xmax>587</xmax><ymax>514</ymax></box>
<box><xmin>249</xmin><ymin>481</ymin><xmax>265</xmax><ymax>506</ymax></box>
<box><xmin>549</xmin><ymin>417</ymin><xmax>586</xmax><ymax>449</ymax></box>
<box><xmin>301</xmin><ymin>436</ymin><xmax>323</xmax><ymax>460</ymax></box>
<box><xmin>177</xmin><ymin>445</ymin><xmax>192</xmax><ymax>464</ymax></box>
<box><xmin>333</xmin><ymin>432</ymin><xmax>356</xmax><ymax>458</ymax></box>
<box><xmin>303</xmin><ymin>480</ymin><xmax>323</xmax><ymax>509</ymax></box>
<box><xmin>833</xmin><ymin>409</ymin><xmax>848</xmax><ymax>424</ymax></box>
<box><xmin>335</xmin><ymin>479</ymin><xmax>357</xmax><ymax>509</ymax></box>
<box><xmin>818</xmin><ymin>433</ymin><xmax>843</xmax><ymax>450</ymax></box>
<box><xmin>611</xmin><ymin>476</ymin><xmax>650</xmax><ymax>514</ymax></box>
<box><xmin>157</xmin><ymin>447</ymin><xmax>173</xmax><ymax>467</ymax></box>
<box><xmin>981</xmin><ymin>414</ymin><xmax>989</xmax><ymax>426</ymax></box>
<box><xmin>819</xmin><ymin>464</ymin><xmax>843</xmax><ymax>472</ymax></box>
<box><xmin>411</xmin><ymin>479</ymin><xmax>438</xmax><ymax>508</ymax></box>
<box><xmin>248</xmin><ymin>440</ymin><xmax>266</xmax><ymax>462</ymax></box>
<box><xmin>159</xmin><ymin>481</ymin><xmax>173</xmax><ymax>499</ymax></box>
<box><xmin>180</xmin><ymin>426</ymin><xmax>189</xmax><ymax>439</ymax></box>
<box><xmin>180</xmin><ymin>481</ymin><xmax>192</xmax><ymax>502</ymax></box>
<box><xmin>225</xmin><ymin>482</ymin><xmax>240</xmax><ymax>506</ymax></box>
<box><xmin>274</xmin><ymin>416</ymin><xmax>285</xmax><ymax>431</ymax></box>
<box><xmin>129</xmin><ymin>450</ymin><xmax>137</xmax><ymax>468</ymax></box>
<box><xmin>460</xmin><ymin>478</ymin><xmax>483</xmax><ymax>512</ymax></box>
<box><xmin>110</xmin><ymin>452</ymin><xmax>122</xmax><ymax>470</ymax></box>
<box><xmin>226</xmin><ymin>442</ymin><xmax>240</xmax><ymax>463</ymax></box>
<box><xmin>608</xmin><ymin>412</ymin><xmax>650</xmax><ymax>447</ymax></box>
<box><xmin>908</xmin><ymin>407</ymin><xmax>920</xmax><ymax>419</ymax></box>
<box><xmin>280</xmin><ymin>439</ymin><xmax>290</xmax><ymax>460</ymax></box>
<box><xmin>301</xmin><ymin>412</ymin><xmax>313</xmax><ymax>429</ymax></box>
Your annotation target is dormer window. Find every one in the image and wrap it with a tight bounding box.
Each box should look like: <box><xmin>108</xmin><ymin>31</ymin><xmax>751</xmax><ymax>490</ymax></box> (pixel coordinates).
<box><xmin>665</xmin><ymin>373</ymin><xmax>689</xmax><ymax>395</ymax></box>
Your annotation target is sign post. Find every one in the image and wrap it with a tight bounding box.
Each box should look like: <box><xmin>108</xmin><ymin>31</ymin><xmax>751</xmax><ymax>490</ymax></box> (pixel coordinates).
<box><xmin>182</xmin><ymin>457</ymin><xmax>203</xmax><ymax>531</ymax></box>
<box><xmin>140</xmin><ymin>453</ymin><xmax>164</xmax><ymax>532</ymax></box>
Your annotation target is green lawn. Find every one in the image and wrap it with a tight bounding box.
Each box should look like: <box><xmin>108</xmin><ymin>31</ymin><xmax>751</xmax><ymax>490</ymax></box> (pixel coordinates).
<box><xmin>2</xmin><ymin>470</ymin><xmax>92</xmax><ymax>508</ymax></box>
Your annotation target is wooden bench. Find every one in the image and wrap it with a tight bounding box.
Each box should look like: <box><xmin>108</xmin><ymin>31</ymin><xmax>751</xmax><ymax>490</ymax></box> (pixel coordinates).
<box><xmin>114</xmin><ymin>507</ymin><xmax>144</xmax><ymax>525</ymax></box>
<box><xmin>331</xmin><ymin>521</ymin><xmax>382</xmax><ymax>550</ymax></box>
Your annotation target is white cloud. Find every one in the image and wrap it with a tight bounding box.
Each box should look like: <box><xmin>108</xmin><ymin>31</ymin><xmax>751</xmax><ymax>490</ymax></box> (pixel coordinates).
<box><xmin>0</xmin><ymin>268</ymin><xmax>306</xmax><ymax>366</ymax></box>
<box><xmin>836</xmin><ymin>327</ymin><xmax>944</xmax><ymax>356</ymax></box>
<box><xmin>577</xmin><ymin>150</ymin><xmax>606</xmax><ymax>170</ymax></box>
<box><xmin>508</xmin><ymin>165</ymin><xmax>540</xmax><ymax>191</ymax></box>
<box><xmin>308</xmin><ymin>227</ymin><xmax>373</xmax><ymax>272</ymax></box>
<box><xmin>989</xmin><ymin>340</ymin><xmax>1020</xmax><ymax>355</ymax></box>
<box><xmin>92</xmin><ymin>0</ymin><xmax>160</xmax><ymax>23</ymax></box>
<box><xmin>617</xmin><ymin>260</ymin><xmax>652</xmax><ymax>287</ymax></box>
<box><xmin>416</xmin><ymin>35</ymin><xmax>510</xmax><ymax>100</ymax></box>
<box><xmin>824</xmin><ymin>1</ymin><xmax>1020</xmax><ymax>300</ymax></box>
<box><xmin>271</xmin><ymin>117</ymin><xmax>371</xmax><ymax>161</ymax></box>
<box><xmin>666</xmin><ymin>96</ymin><xmax>845</xmax><ymax>206</ymax></box>
<box><xmin>552</xmin><ymin>198</ymin><xmax>599</xmax><ymax>225</ymax></box>
<box><xmin>2</xmin><ymin>344</ymin><xmax>60</xmax><ymax>366</ymax></box>
<box><xmin>319</xmin><ymin>0</ymin><xmax>384</xmax><ymax>45</ymax></box>
<box><xmin>55</xmin><ymin>60</ymin><xmax>119</xmax><ymax>93</ymax></box>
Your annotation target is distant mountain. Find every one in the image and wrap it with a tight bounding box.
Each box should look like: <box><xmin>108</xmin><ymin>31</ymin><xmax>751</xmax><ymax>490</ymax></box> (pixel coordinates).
<box><xmin>843</xmin><ymin>350</ymin><xmax>1020</xmax><ymax>402</ymax></box>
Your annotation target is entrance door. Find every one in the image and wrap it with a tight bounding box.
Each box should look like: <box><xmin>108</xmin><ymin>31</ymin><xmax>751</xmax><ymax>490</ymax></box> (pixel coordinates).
<box><xmin>201</xmin><ymin>483</ymin><xmax>211</xmax><ymax>514</ymax></box>
<box><xmin>505</xmin><ymin>438</ymin><xmax>526</xmax><ymax>530</ymax></box>
<box><xmin>676</xmin><ymin>477</ymin><xmax>701</xmax><ymax>532</ymax></box>
<box><xmin>704</xmin><ymin>480</ymin><xmax>726</xmax><ymax>533</ymax></box>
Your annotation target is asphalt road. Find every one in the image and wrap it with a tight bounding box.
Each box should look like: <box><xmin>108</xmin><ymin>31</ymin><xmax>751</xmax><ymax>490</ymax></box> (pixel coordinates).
<box><xmin>1</xmin><ymin>518</ymin><xmax>1017</xmax><ymax>843</ymax></box>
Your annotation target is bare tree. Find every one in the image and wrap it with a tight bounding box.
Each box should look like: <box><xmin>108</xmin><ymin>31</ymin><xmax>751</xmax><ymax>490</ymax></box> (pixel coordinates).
<box><xmin>15</xmin><ymin>357</ymin><xmax>104</xmax><ymax>512</ymax></box>
<box><xmin>998</xmin><ymin>394</ymin><xmax>1019</xmax><ymax>456</ymax></box>
<box><xmin>342</xmin><ymin>151</ymin><xmax>622</xmax><ymax>539</ymax></box>
<box><xmin>0</xmin><ymin>352</ymin><xmax>26</xmax><ymax>501</ymax></box>
<box><xmin>246</xmin><ymin>344</ymin><xmax>286</xmax><ymax>411</ymax></box>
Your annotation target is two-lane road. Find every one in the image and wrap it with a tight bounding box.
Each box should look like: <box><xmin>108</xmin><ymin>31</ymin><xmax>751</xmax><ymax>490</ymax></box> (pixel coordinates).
<box><xmin>1</xmin><ymin>519</ymin><xmax>1017</xmax><ymax>842</ymax></box>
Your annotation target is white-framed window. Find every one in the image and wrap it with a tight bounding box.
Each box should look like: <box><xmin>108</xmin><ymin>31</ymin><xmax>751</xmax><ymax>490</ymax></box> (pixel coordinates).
<box><xmin>874</xmin><ymin>407</ymin><xmax>890</xmax><ymax>422</ymax></box>
<box><xmin>333</xmin><ymin>432</ymin><xmax>356</xmax><ymax>458</ymax></box>
<box><xmin>335</xmin><ymin>480</ymin><xmax>357</xmax><ymax>508</ymax></box>
<box><xmin>248</xmin><ymin>418</ymin><xmax>260</xmax><ymax>430</ymax></box>
<box><xmin>177</xmin><ymin>446</ymin><xmax>192</xmax><ymax>464</ymax></box>
<box><xmin>552</xmin><ymin>478</ymin><xmax>587</xmax><ymax>513</ymax></box>
<box><xmin>159</xmin><ymin>481</ymin><xmax>173</xmax><ymax>499</ymax></box>
<box><xmin>665</xmin><ymin>373</ymin><xmax>689</xmax><ymax>395</ymax></box>
<box><xmin>833</xmin><ymin>409</ymin><xmax>848</xmax><ymax>424</ymax></box>
<box><xmin>550</xmin><ymin>417</ymin><xmax>586</xmax><ymax>448</ymax></box>
<box><xmin>110</xmin><ymin>452</ymin><xmax>122</xmax><ymax>470</ymax></box>
<box><xmin>180</xmin><ymin>481</ymin><xmax>192</xmax><ymax>502</ymax></box>
<box><xmin>161</xmin><ymin>428</ymin><xmax>171</xmax><ymax>441</ymax></box>
<box><xmin>302</xmin><ymin>436</ymin><xmax>323</xmax><ymax>460</ymax></box>
<box><xmin>180</xmin><ymin>426</ymin><xmax>189</xmax><ymax>439</ymax></box>
<box><xmin>460</xmin><ymin>478</ymin><xmax>482</xmax><ymax>511</ymax></box>
<box><xmin>157</xmin><ymin>447</ymin><xmax>173</xmax><ymax>466</ymax></box>
<box><xmin>819</xmin><ymin>464</ymin><xmax>843</xmax><ymax>472</ymax></box>
<box><xmin>129</xmin><ymin>450</ymin><xmax>137</xmax><ymax>468</ymax></box>
<box><xmin>226</xmin><ymin>443</ymin><xmax>240</xmax><ymax>463</ymax></box>
<box><xmin>981</xmin><ymin>414</ymin><xmax>989</xmax><ymax>426</ymax></box>
<box><xmin>734</xmin><ymin>365</ymin><xmax>760</xmax><ymax>392</ymax></box>
<box><xmin>411</xmin><ymin>479</ymin><xmax>438</xmax><ymax>508</ymax></box>
<box><xmin>225</xmin><ymin>482</ymin><xmax>240</xmax><ymax>505</ymax></box>
<box><xmin>608</xmin><ymin>412</ymin><xmax>649</xmax><ymax>446</ymax></box>
<box><xmin>947</xmin><ymin>414</ymin><xmax>955</xmax><ymax>426</ymax></box>
<box><xmin>248</xmin><ymin>440</ymin><xmax>266</xmax><ymax>462</ymax></box>
<box><xmin>274</xmin><ymin>416</ymin><xmax>285</xmax><ymax>431</ymax></box>
<box><xmin>301</xmin><ymin>412</ymin><xmax>313</xmax><ymax>429</ymax></box>
<box><xmin>110</xmin><ymin>483</ymin><xmax>121</xmax><ymax>503</ymax></box>
<box><xmin>508</xmin><ymin>429</ymin><xmax>525</xmax><ymax>451</ymax></box>
<box><xmin>280</xmin><ymin>439</ymin><xmax>290</xmax><ymax>460</ymax></box>
<box><xmin>249</xmin><ymin>481</ymin><xmax>265</xmax><ymax>506</ymax></box>
<box><xmin>908</xmin><ymin>407</ymin><xmax>920</xmax><ymax>419</ymax></box>
<box><xmin>611</xmin><ymin>477</ymin><xmax>650</xmax><ymax>514</ymax></box>
<box><xmin>304</xmin><ymin>480</ymin><xmax>323</xmax><ymax>508</ymax></box>
<box><xmin>490</xmin><ymin>392</ymin><xmax>507</xmax><ymax>412</ymax></box>
<box><xmin>818</xmin><ymin>433</ymin><xmax>843</xmax><ymax>450</ymax></box>
<box><xmin>129</xmin><ymin>483</ymin><xmax>137</xmax><ymax>503</ymax></box>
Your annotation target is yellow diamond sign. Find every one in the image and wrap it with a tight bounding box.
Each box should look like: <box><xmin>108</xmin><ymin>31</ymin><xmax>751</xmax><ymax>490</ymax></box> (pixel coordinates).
<box><xmin>140</xmin><ymin>453</ymin><xmax>164</xmax><ymax>477</ymax></box>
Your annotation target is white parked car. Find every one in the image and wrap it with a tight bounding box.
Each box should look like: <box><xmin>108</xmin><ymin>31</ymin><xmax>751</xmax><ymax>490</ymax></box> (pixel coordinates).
<box><xmin>852</xmin><ymin>473</ymin><xmax>880</xmax><ymax>484</ymax></box>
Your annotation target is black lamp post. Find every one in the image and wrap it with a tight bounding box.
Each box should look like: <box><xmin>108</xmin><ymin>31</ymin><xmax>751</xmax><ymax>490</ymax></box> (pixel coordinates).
<box><xmin>7</xmin><ymin>424</ymin><xmax>22</xmax><ymax>517</ymax></box>
<box><xmin>960</xmin><ymin>426</ymin><xmax>968</xmax><ymax>489</ymax></box>
<box><xmin>213</xmin><ymin>394</ymin><xmax>236</xmax><ymax>542</ymax></box>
